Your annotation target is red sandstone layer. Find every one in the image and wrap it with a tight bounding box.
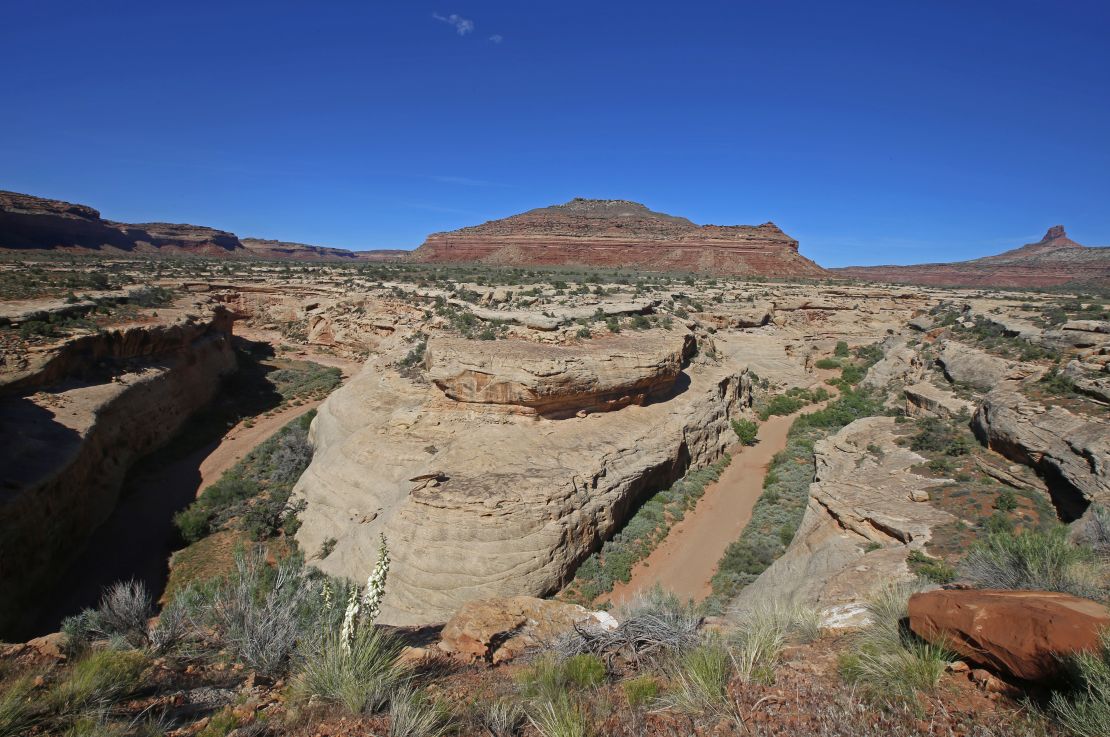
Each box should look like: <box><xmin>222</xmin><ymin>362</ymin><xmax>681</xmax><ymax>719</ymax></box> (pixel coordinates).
<box><xmin>834</xmin><ymin>226</ymin><xmax>1110</xmax><ymax>288</ymax></box>
<box><xmin>412</xmin><ymin>198</ymin><xmax>827</xmax><ymax>278</ymax></box>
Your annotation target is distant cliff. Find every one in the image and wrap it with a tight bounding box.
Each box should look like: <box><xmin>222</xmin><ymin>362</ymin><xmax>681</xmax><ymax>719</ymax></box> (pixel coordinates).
<box><xmin>412</xmin><ymin>198</ymin><xmax>828</xmax><ymax>278</ymax></box>
<box><xmin>0</xmin><ymin>190</ymin><xmax>403</xmax><ymax>261</ymax></box>
<box><xmin>834</xmin><ymin>226</ymin><xmax>1110</xmax><ymax>288</ymax></box>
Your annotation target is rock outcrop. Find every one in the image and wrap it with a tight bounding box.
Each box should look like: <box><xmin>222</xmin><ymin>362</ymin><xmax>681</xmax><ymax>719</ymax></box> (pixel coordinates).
<box><xmin>438</xmin><ymin>595</ymin><xmax>617</xmax><ymax>664</ymax></box>
<box><xmin>936</xmin><ymin>341</ymin><xmax>1025</xmax><ymax>391</ymax></box>
<box><xmin>412</xmin><ymin>198</ymin><xmax>828</xmax><ymax>278</ymax></box>
<box><xmin>903</xmin><ymin>382</ymin><xmax>975</xmax><ymax>419</ymax></box>
<box><xmin>293</xmin><ymin>330</ymin><xmax>754</xmax><ymax>626</ymax></box>
<box><xmin>835</xmin><ymin>226</ymin><xmax>1110</xmax><ymax>288</ymax></box>
<box><xmin>425</xmin><ymin>333</ymin><xmax>694</xmax><ymax>416</ymax></box>
<box><xmin>731</xmin><ymin>417</ymin><xmax>954</xmax><ymax>625</ymax></box>
<box><xmin>973</xmin><ymin>389</ymin><xmax>1110</xmax><ymax>520</ymax></box>
<box><xmin>0</xmin><ymin>306</ymin><xmax>237</xmax><ymax>637</ymax></box>
<box><xmin>909</xmin><ymin>589</ymin><xmax>1110</xmax><ymax>682</ymax></box>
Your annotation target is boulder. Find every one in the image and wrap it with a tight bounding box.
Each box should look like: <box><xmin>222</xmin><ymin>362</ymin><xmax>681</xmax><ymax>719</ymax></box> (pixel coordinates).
<box><xmin>908</xmin><ymin>589</ymin><xmax>1110</xmax><ymax>682</ymax></box>
<box><xmin>439</xmin><ymin>596</ymin><xmax>617</xmax><ymax>664</ymax></box>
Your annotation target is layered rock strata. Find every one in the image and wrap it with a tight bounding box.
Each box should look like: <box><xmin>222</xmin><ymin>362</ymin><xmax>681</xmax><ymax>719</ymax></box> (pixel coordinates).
<box><xmin>412</xmin><ymin>198</ymin><xmax>828</xmax><ymax>278</ymax></box>
<box><xmin>425</xmin><ymin>334</ymin><xmax>694</xmax><ymax>416</ymax></box>
<box><xmin>0</xmin><ymin>307</ymin><xmax>236</xmax><ymax>636</ymax></box>
<box><xmin>973</xmin><ymin>389</ymin><xmax>1109</xmax><ymax>520</ymax></box>
<box><xmin>293</xmin><ymin>330</ymin><xmax>753</xmax><ymax>625</ymax></box>
<box><xmin>835</xmin><ymin>226</ymin><xmax>1110</xmax><ymax>288</ymax></box>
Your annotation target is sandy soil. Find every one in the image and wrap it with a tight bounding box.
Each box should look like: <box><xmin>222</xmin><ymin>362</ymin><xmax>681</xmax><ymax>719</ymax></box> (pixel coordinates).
<box><xmin>607</xmin><ymin>392</ymin><xmax>836</xmax><ymax>608</ymax></box>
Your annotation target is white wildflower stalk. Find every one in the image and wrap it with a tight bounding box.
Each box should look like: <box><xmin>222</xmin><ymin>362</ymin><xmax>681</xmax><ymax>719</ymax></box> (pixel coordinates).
<box><xmin>361</xmin><ymin>533</ymin><xmax>390</xmax><ymax>626</ymax></box>
<box><xmin>339</xmin><ymin>585</ymin><xmax>360</xmax><ymax>655</ymax></box>
<box><xmin>321</xmin><ymin>579</ymin><xmax>334</xmax><ymax>610</ymax></box>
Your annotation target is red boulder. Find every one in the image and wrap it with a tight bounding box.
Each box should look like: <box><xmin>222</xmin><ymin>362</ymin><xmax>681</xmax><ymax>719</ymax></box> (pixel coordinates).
<box><xmin>908</xmin><ymin>589</ymin><xmax>1110</xmax><ymax>682</ymax></box>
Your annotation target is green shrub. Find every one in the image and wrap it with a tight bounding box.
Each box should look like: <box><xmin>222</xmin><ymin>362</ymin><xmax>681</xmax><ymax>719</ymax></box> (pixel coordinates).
<box><xmin>621</xmin><ymin>675</ymin><xmax>659</xmax><ymax>709</ymax></box>
<box><xmin>907</xmin><ymin>550</ymin><xmax>956</xmax><ymax>584</ymax></box>
<box><xmin>909</xmin><ymin>416</ymin><xmax>971</xmax><ymax>457</ymax></box>
<box><xmin>174</xmin><ymin>412</ymin><xmax>316</xmax><ymax>544</ymax></box>
<box><xmin>49</xmin><ymin>649</ymin><xmax>148</xmax><ymax>715</ymax></box>
<box><xmin>994</xmin><ymin>490</ymin><xmax>1018</xmax><ymax>512</ymax></box>
<box><xmin>758</xmin><ymin>393</ymin><xmax>807</xmax><ymax>420</ymax></box>
<box><xmin>388</xmin><ymin>686</ymin><xmax>452</xmax><ymax>737</ymax></box>
<box><xmin>296</xmin><ymin>627</ymin><xmax>406</xmax><ymax>715</ymax></box>
<box><xmin>527</xmin><ymin>694</ymin><xmax>593</xmax><ymax>737</ymax></box>
<box><xmin>730</xmin><ymin>418</ymin><xmax>759</xmax><ymax>446</ymax></box>
<box><xmin>839</xmin><ymin>583</ymin><xmax>949</xmax><ymax>706</ymax></box>
<box><xmin>960</xmin><ymin>527</ymin><xmax>1107</xmax><ymax>600</ymax></box>
<box><xmin>664</xmin><ymin>641</ymin><xmax>733</xmax><ymax>715</ymax></box>
<box><xmin>0</xmin><ymin>678</ymin><xmax>34</xmax><ymax>737</ymax></box>
<box><xmin>814</xmin><ymin>358</ymin><xmax>840</xmax><ymax>370</ymax></box>
<box><xmin>834</xmin><ymin>341</ymin><xmax>850</xmax><ymax>357</ymax></box>
<box><xmin>1050</xmin><ymin>630</ymin><xmax>1110</xmax><ymax>737</ymax></box>
<box><xmin>562</xmin><ymin>654</ymin><xmax>606</xmax><ymax>689</ymax></box>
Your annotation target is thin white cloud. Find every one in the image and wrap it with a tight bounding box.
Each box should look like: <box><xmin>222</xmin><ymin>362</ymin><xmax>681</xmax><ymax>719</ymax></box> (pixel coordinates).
<box><xmin>488</xmin><ymin>34</ymin><xmax>503</xmax><ymax>43</ymax></box>
<box><xmin>432</xmin><ymin>12</ymin><xmax>474</xmax><ymax>36</ymax></box>
<box><xmin>432</xmin><ymin>175</ymin><xmax>494</xmax><ymax>187</ymax></box>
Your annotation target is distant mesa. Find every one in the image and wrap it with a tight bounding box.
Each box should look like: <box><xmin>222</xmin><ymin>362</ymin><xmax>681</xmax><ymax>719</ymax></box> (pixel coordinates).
<box><xmin>412</xmin><ymin>198</ymin><xmax>828</xmax><ymax>278</ymax></box>
<box><xmin>834</xmin><ymin>226</ymin><xmax>1110</xmax><ymax>288</ymax></box>
<box><xmin>0</xmin><ymin>190</ymin><xmax>405</xmax><ymax>262</ymax></box>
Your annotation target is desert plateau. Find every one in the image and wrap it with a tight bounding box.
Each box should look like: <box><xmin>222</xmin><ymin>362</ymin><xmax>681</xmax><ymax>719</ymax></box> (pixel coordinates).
<box><xmin>2</xmin><ymin>3</ymin><xmax>1109</xmax><ymax>737</ymax></box>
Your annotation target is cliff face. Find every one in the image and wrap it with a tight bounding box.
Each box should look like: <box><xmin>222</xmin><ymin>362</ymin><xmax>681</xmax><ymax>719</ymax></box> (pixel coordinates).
<box><xmin>834</xmin><ymin>226</ymin><xmax>1110</xmax><ymax>288</ymax></box>
<box><xmin>0</xmin><ymin>308</ymin><xmax>237</xmax><ymax>637</ymax></box>
<box><xmin>0</xmin><ymin>190</ymin><xmax>401</xmax><ymax>261</ymax></box>
<box><xmin>412</xmin><ymin>198</ymin><xmax>828</xmax><ymax>278</ymax></box>
<box><xmin>241</xmin><ymin>238</ymin><xmax>406</xmax><ymax>262</ymax></box>
<box><xmin>0</xmin><ymin>190</ymin><xmax>245</xmax><ymax>256</ymax></box>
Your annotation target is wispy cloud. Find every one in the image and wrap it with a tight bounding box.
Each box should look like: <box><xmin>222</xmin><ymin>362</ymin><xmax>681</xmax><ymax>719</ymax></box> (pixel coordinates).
<box><xmin>488</xmin><ymin>34</ymin><xmax>503</xmax><ymax>43</ymax></box>
<box><xmin>431</xmin><ymin>175</ymin><xmax>502</xmax><ymax>187</ymax></box>
<box><xmin>432</xmin><ymin>12</ymin><xmax>474</xmax><ymax>36</ymax></box>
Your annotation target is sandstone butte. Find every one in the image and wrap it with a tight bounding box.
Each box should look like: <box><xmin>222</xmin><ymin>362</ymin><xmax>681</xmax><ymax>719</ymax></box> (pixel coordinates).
<box><xmin>0</xmin><ymin>190</ymin><xmax>404</xmax><ymax>261</ymax></box>
<box><xmin>833</xmin><ymin>225</ymin><xmax>1110</xmax><ymax>288</ymax></box>
<box><xmin>411</xmin><ymin>197</ymin><xmax>829</xmax><ymax>278</ymax></box>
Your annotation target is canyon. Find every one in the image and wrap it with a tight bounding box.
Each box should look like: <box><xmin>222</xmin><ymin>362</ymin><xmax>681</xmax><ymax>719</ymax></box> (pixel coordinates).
<box><xmin>0</xmin><ymin>221</ymin><xmax>1107</xmax><ymax>737</ymax></box>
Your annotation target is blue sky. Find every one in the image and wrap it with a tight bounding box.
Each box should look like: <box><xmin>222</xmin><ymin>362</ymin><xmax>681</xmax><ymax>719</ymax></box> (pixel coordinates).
<box><xmin>2</xmin><ymin>1</ymin><xmax>1108</xmax><ymax>266</ymax></box>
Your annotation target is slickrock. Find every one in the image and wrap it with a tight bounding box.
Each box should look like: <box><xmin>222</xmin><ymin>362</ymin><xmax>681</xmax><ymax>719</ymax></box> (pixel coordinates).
<box><xmin>730</xmin><ymin>417</ymin><xmax>953</xmax><ymax>625</ymax></box>
<box><xmin>438</xmin><ymin>595</ymin><xmax>617</xmax><ymax>664</ymax></box>
<box><xmin>909</xmin><ymin>589</ymin><xmax>1110</xmax><ymax>682</ymax></box>
<box><xmin>292</xmin><ymin>330</ymin><xmax>759</xmax><ymax>626</ymax></box>
<box><xmin>973</xmin><ymin>390</ymin><xmax>1110</xmax><ymax>518</ymax></box>
<box><xmin>862</xmin><ymin>337</ymin><xmax>926</xmax><ymax>389</ymax></box>
<box><xmin>425</xmin><ymin>334</ymin><xmax>694</xmax><ymax>416</ymax></box>
<box><xmin>412</xmin><ymin>198</ymin><xmax>828</xmax><ymax>278</ymax></box>
<box><xmin>937</xmin><ymin>340</ymin><xmax>1026</xmax><ymax>391</ymax></box>
<box><xmin>904</xmin><ymin>382</ymin><xmax>975</xmax><ymax>419</ymax></box>
<box><xmin>835</xmin><ymin>226</ymin><xmax>1110</xmax><ymax>288</ymax></box>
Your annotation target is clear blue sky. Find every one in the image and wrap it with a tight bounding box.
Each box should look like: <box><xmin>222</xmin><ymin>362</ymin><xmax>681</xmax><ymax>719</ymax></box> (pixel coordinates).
<box><xmin>3</xmin><ymin>1</ymin><xmax>1108</xmax><ymax>266</ymax></box>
